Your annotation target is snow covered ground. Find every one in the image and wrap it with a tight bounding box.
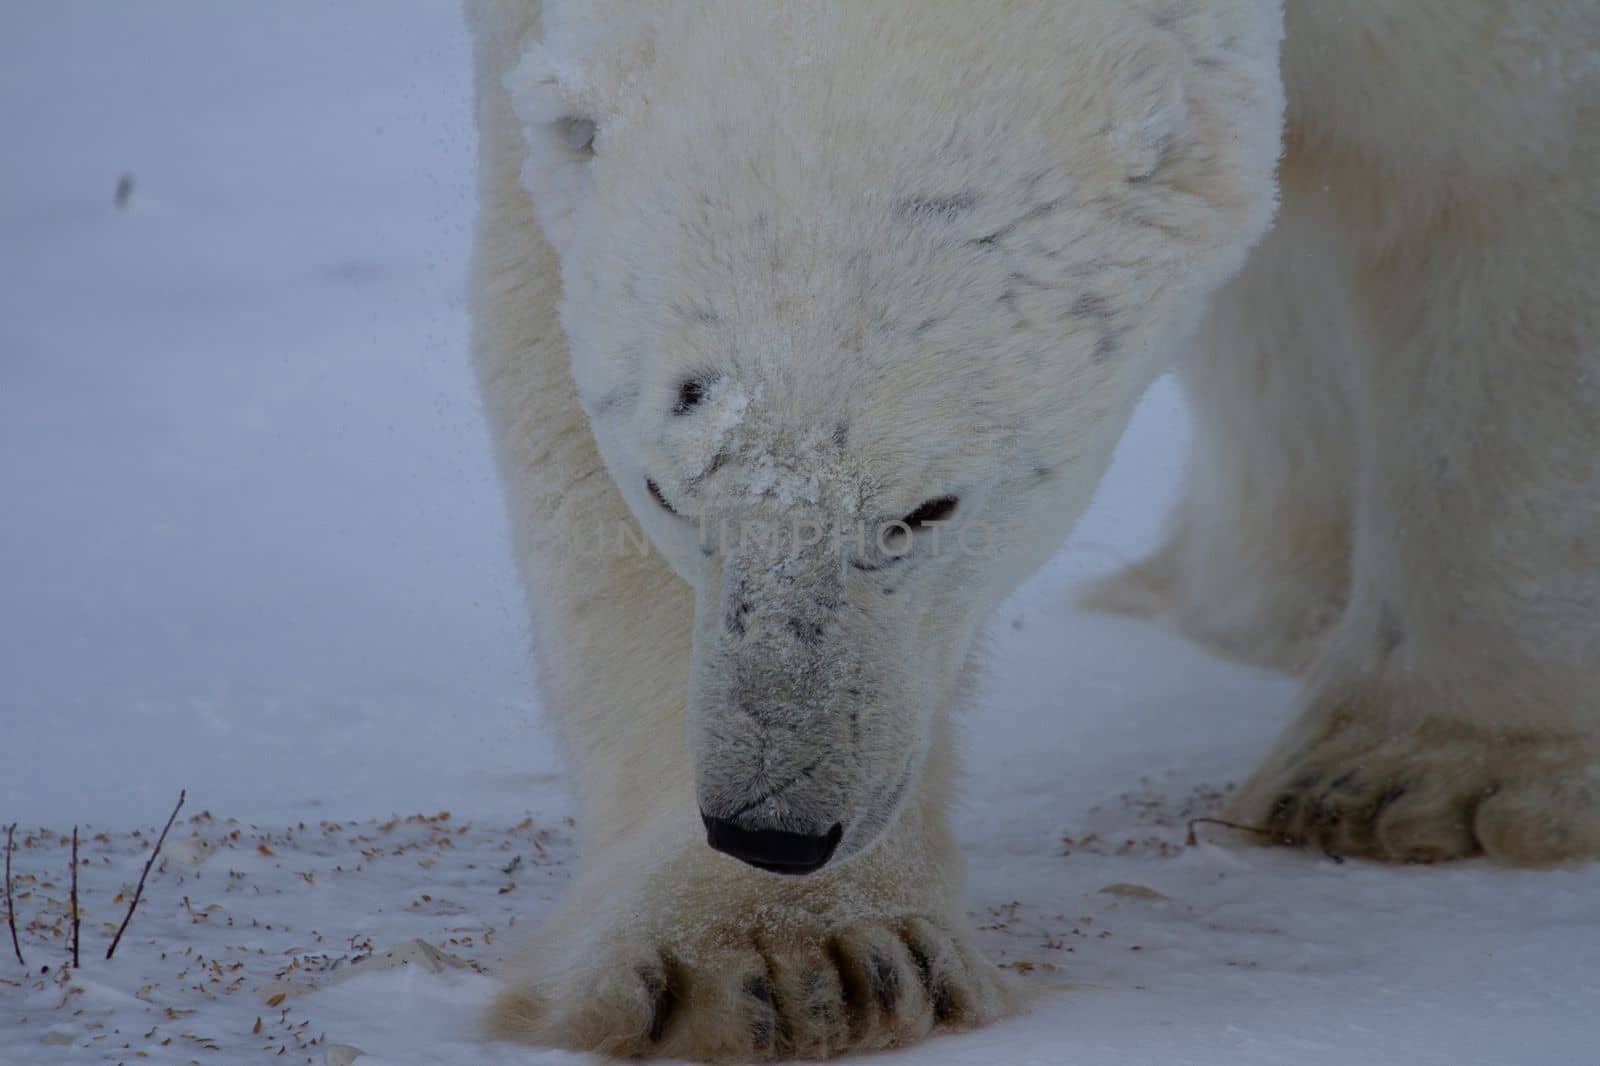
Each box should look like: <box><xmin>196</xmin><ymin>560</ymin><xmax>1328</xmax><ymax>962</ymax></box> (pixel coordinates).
<box><xmin>2</xmin><ymin>5</ymin><xmax>1596</xmax><ymax>1064</ymax></box>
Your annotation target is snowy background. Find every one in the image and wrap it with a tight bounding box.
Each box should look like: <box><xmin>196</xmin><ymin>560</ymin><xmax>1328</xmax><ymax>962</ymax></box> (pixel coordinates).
<box><xmin>2</xmin><ymin>4</ymin><xmax>1596</xmax><ymax>1064</ymax></box>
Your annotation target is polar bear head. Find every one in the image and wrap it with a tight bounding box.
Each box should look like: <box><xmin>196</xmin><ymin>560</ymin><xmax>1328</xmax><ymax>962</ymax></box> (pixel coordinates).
<box><xmin>508</xmin><ymin>1</ymin><xmax>1283</xmax><ymax>871</ymax></box>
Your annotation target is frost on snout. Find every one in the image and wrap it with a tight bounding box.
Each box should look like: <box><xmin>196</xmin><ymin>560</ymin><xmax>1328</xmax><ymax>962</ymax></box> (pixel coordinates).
<box><xmin>688</xmin><ymin>522</ymin><xmax>907</xmax><ymax>874</ymax></box>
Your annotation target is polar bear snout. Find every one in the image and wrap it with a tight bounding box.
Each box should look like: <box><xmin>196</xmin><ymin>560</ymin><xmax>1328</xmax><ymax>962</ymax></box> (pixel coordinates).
<box><xmin>700</xmin><ymin>813</ymin><xmax>844</xmax><ymax>875</ymax></box>
<box><xmin>680</xmin><ymin>531</ymin><xmax>944</xmax><ymax>871</ymax></box>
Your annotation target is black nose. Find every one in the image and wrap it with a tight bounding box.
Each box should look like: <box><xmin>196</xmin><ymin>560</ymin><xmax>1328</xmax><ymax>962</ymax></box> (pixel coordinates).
<box><xmin>701</xmin><ymin>813</ymin><xmax>844</xmax><ymax>875</ymax></box>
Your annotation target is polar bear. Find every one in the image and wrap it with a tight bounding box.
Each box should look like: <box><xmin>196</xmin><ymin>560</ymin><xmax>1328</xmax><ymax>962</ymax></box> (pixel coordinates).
<box><xmin>464</xmin><ymin>0</ymin><xmax>1599</xmax><ymax>1059</ymax></box>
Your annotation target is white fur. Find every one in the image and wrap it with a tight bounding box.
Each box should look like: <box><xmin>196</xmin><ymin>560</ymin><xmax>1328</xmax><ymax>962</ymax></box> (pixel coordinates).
<box><xmin>465</xmin><ymin>0</ymin><xmax>1598</xmax><ymax>1058</ymax></box>
<box><xmin>1094</xmin><ymin>1</ymin><xmax>1600</xmax><ymax>865</ymax></box>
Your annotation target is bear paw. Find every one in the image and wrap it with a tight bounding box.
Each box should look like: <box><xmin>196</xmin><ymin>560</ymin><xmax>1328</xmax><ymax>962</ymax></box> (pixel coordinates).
<box><xmin>1227</xmin><ymin>704</ymin><xmax>1600</xmax><ymax>865</ymax></box>
<box><xmin>489</xmin><ymin>911</ymin><xmax>1015</xmax><ymax>1061</ymax></box>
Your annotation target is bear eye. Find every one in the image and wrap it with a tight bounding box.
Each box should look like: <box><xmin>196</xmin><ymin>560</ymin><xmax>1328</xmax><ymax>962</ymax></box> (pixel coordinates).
<box><xmin>901</xmin><ymin>495</ymin><xmax>958</xmax><ymax>529</ymax></box>
<box><xmin>857</xmin><ymin>495</ymin><xmax>959</xmax><ymax>571</ymax></box>
<box><xmin>645</xmin><ymin>478</ymin><xmax>678</xmax><ymax>516</ymax></box>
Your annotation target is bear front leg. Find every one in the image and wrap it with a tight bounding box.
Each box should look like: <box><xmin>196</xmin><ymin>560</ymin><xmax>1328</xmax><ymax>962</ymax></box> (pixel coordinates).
<box><xmin>465</xmin><ymin>9</ymin><xmax>1016</xmax><ymax>1052</ymax></box>
<box><xmin>488</xmin><ymin>761</ymin><xmax>1019</xmax><ymax>1061</ymax></box>
<box><xmin>1228</xmin><ymin>154</ymin><xmax>1600</xmax><ymax>865</ymax></box>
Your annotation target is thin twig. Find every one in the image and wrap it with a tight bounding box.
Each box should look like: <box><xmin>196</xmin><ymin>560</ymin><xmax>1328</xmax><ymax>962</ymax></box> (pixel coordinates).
<box><xmin>69</xmin><ymin>826</ymin><xmax>80</xmax><ymax>969</ymax></box>
<box><xmin>105</xmin><ymin>790</ymin><xmax>185</xmax><ymax>961</ymax></box>
<box><xmin>4</xmin><ymin>823</ymin><xmax>22</xmax><ymax>967</ymax></box>
<box><xmin>1185</xmin><ymin>816</ymin><xmax>1290</xmax><ymax>847</ymax></box>
<box><xmin>1185</xmin><ymin>815</ymin><xmax>1346</xmax><ymax>863</ymax></box>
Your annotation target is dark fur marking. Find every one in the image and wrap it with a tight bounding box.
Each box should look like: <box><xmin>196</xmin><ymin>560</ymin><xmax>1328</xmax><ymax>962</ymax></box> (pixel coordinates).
<box><xmin>1071</xmin><ymin>295</ymin><xmax>1124</xmax><ymax>361</ymax></box>
<box><xmin>673</xmin><ymin>302</ymin><xmax>721</xmax><ymax>325</ymax></box>
<box><xmin>616</xmin><ymin>343</ymin><xmax>642</xmax><ymax>375</ymax></box>
<box><xmin>684</xmin><ymin>450</ymin><xmax>728</xmax><ymax>493</ymax></box>
<box><xmin>786</xmin><ymin>615</ymin><xmax>826</xmax><ymax>645</ymax></box>
<box><xmin>726</xmin><ymin>757</ymin><xmax>829</xmax><ymax>822</ymax></box>
<box><xmin>645</xmin><ymin>478</ymin><xmax>677</xmax><ymax>515</ymax></box>
<box><xmin>593</xmin><ymin>384</ymin><xmax>639</xmax><ymax>416</ymax></box>
<box><xmin>1007</xmin><ymin>270</ymin><xmax>1055</xmax><ymax>293</ymax></box>
<box><xmin>970</xmin><ymin>196</ymin><xmax>1068</xmax><ymax>248</ymax></box>
<box><xmin>897</xmin><ymin>192</ymin><xmax>979</xmax><ymax>221</ymax></box>
<box><xmin>1072</xmin><ymin>293</ymin><xmax>1110</xmax><ymax>321</ymax></box>
<box><xmin>726</xmin><ymin>597</ymin><xmax>750</xmax><ymax>637</ymax></box>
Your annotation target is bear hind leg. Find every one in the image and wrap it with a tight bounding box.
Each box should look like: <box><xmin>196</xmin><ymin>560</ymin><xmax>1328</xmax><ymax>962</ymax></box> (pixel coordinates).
<box><xmin>1081</xmin><ymin>199</ymin><xmax>1357</xmax><ymax>675</ymax></box>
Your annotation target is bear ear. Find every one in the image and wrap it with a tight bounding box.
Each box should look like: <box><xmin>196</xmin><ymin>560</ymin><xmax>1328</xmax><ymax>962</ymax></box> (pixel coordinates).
<box><xmin>504</xmin><ymin>42</ymin><xmax>603</xmax><ymax>256</ymax></box>
<box><xmin>1103</xmin><ymin>38</ymin><xmax>1190</xmax><ymax>182</ymax></box>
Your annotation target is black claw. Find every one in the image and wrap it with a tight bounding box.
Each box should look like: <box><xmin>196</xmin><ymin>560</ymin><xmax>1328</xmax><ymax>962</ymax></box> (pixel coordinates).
<box><xmin>1458</xmin><ymin>783</ymin><xmax>1500</xmax><ymax>851</ymax></box>
<box><xmin>1304</xmin><ymin>798</ymin><xmax>1346</xmax><ymax>862</ymax></box>
<box><xmin>743</xmin><ymin>976</ymin><xmax>775</xmax><ymax>1051</ymax></box>
<box><xmin>800</xmin><ymin>968</ymin><xmax>836</xmax><ymax>1023</ymax></box>
<box><xmin>749</xmin><ymin>1011</ymin><xmax>776</xmax><ymax>1052</ymax></box>
<box><xmin>743</xmin><ymin>973</ymin><xmax>774</xmax><ymax>1005</ymax></box>
<box><xmin>744</xmin><ymin>971</ymin><xmax>788</xmax><ymax>1053</ymax></box>
<box><xmin>902</xmin><ymin>936</ymin><xmax>953</xmax><ymax>1022</ymax></box>
<box><xmin>641</xmin><ymin>959</ymin><xmax>679</xmax><ymax>1044</ymax></box>
<box><xmin>1369</xmin><ymin>782</ymin><xmax>1409</xmax><ymax>821</ymax></box>
<box><xmin>930</xmin><ymin>978</ymin><xmax>955</xmax><ymax>1022</ymax></box>
<box><xmin>1307</xmin><ymin>797</ymin><xmax>1341</xmax><ymax>830</ymax></box>
<box><xmin>1328</xmin><ymin>769</ymin><xmax>1362</xmax><ymax>793</ymax></box>
<box><xmin>1267</xmin><ymin>793</ymin><xmax>1300</xmax><ymax>834</ymax></box>
<box><xmin>868</xmin><ymin>952</ymin><xmax>899</xmax><ymax>1014</ymax></box>
<box><xmin>826</xmin><ymin>939</ymin><xmax>869</xmax><ymax>1038</ymax></box>
<box><xmin>1288</xmin><ymin>771</ymin><xmax>1323</xmax><ymax>793</ymax></box>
